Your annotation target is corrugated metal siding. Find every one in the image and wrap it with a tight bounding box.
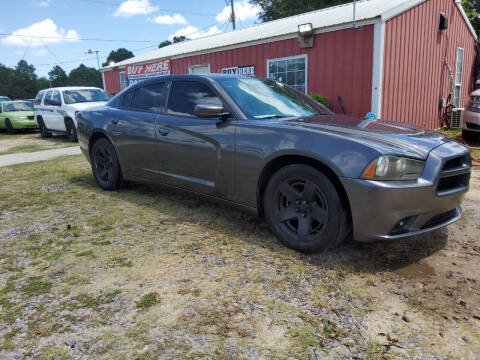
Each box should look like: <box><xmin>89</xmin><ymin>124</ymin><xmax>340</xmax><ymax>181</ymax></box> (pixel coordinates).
<box><xmin>382</xmin><ymin>0</ymin><xmax>476</xmax><ymax>128</ymax></box>
<box><xmin>172</xmin><ymin>26</ymin><xmax>374</xmax><ymax>117</ymax></box>
<box><xmin>103</xmin><ymin>68</ymin><xmax>123</xmax><ymax>95</ymax></box>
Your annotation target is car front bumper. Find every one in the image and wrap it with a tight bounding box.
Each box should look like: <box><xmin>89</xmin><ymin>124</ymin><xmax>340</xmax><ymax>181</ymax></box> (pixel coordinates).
<box><xmin>11</xmin><ymin>119</ymin><xmax>38</xmax><ymax>129</ymax></box>
<box><xmin>463</xmin><ymin>109</ymin><xmax>480</xmax><ymax>132</ymax></box>
<box><xmin>341</xmin><ymin>141</ymin><xmax>471</xmax><ymax>242</ymax></box>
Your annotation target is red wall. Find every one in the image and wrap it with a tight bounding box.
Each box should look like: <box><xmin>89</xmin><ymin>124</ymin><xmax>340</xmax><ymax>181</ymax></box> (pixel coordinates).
<box><xmin>382</xmin><ymin>0</ymin><xmax>477</xmax><ymax>128</ymax></box>
<box><xmin>103</xmin><ymin>26</ymin><xmax>375</xmax><ymax>118</ymax></box>
<box><xmin>103</xmin><ymin>67</ymin><xmax>123</xmax><ymax>95</ymax></box>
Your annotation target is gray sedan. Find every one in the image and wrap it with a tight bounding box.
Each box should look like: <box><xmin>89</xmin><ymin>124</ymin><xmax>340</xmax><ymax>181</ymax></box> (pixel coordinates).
<box><xmin>76</xmin><ymin>74</ymin><xmax>471</xmax><ymax>253</ymax></box>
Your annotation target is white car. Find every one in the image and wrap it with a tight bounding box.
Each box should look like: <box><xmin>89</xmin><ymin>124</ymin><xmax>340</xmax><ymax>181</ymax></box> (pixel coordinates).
<box><xmin>462</xmin><ymin>88</ymin><xmax>480</xmax><ymax>141</ymax></box>
<box><xmin>34</xmin><ymin>87</ymin><xmax>110</xmax><ymax>142</ymax></box>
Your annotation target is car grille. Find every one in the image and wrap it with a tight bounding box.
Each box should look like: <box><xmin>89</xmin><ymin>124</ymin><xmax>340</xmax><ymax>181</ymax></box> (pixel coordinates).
<box><xmin>421</xmin><ymin>209</ymin><xmax>458</xmax><ymax>229</ymax></box>
<box><xmin>436</xmin><ymin>154</ymin><xmax>471</xmax><ymax>196</ymax></box>
<box><xmin>466</xmin><ymin>122</ymin><xmax>480</xmax><ymax>131</ymax></box>
<box><xmin>27</xmin><ymin>115</ymin><xmax>34</xmax><ymax>120</ymax></box>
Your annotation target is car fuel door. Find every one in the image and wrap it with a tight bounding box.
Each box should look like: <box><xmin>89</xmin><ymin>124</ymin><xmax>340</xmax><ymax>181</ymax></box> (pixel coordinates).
<box><xmin>155</xmin><ymin>80</ymin><xmax>236</xmax><ymax>198</ymax></box>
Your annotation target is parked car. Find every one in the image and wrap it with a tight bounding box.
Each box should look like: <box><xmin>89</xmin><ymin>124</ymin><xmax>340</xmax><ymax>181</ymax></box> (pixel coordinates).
<box><xmin>34</xmin><ymin>87</ymin><xmax>110</xmax><ymax>142</ymax></box>
<box><xmin>0</xmin><ymin>96</ymin><xmax>11</xmax><ymax>104</ymax></box>
<box><xmin>462</xmin><ymin>89</ymin><xmax>480</xmax><ymax>141</ymax></box>
<box><xmin>77</xmin><ymin>75</ymin><xmax>471</xmax><ymax>253</ymax></box>
<box><xmin>0</xmin><ymin>100</ymin><xmax>36</xmax><ymax>134</ymax></box>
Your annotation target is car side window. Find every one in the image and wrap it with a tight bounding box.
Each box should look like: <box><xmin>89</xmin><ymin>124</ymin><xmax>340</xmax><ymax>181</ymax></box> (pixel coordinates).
<box><xmin>52</xmin><ymin>91</ymin><xmax>61</xmax><ymax>104</ymax></box>
<box><xmin>45</xmin><ymin>91</ymin><xmax>53</xmax><ymax>105</ymax></box>
<box><xmin>34</xmin><ymin>91</ymin><xmax>45</xmax><ymax>106</ymax></box>
<box><xmin>119</xmin><ymin>91</ymin><xmax>133</xmax><ymax>109</ymax></box>
<box><xmin>167</xmin><ymin>81</ymin><xmax>222</xmax><ymax>118</ymax></box>
<box><xmin>130</xmin><ymin>82</ymin><xmax>166</xmax><ymax>113</ymax></box>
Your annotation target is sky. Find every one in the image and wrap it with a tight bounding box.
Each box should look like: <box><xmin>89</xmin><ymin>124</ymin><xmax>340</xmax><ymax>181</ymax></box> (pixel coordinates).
<box><xmin>0</xmin><ymin>0</ymin><xmax>261</xmax><ymax>77</ymax></box>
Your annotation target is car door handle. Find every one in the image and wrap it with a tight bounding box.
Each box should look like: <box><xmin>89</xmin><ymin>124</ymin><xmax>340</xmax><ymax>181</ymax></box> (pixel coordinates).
<box><xmin>158</xmin><ymin>127</ymin><xmax>169</xmax><ymax>136</ymax></box>
<box><xmin>111</xmin><ymin>119</ymin><xmax>119</xmax><ymax>125</ymax></box>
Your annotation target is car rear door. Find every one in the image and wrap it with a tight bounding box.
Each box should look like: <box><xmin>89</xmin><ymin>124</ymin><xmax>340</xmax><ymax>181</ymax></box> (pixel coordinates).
<box><xmin>107</xmin><ymin>81</ymin><xmax>164</xmax><ymax>181</ymax></box>
<box><xmin>43</xmin><ymin>90</ymin><xmax>64</xmax><ymax>131</ymax></box>
<box><xmin>154</xmin><ymin>79</ymin><xmax>236</xmax><ymax>198</ymax></box>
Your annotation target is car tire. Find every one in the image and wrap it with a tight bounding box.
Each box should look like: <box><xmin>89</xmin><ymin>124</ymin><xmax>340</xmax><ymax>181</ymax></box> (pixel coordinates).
<box><xmin>38</xmin><ymin>118</ymin><xmax>52</xmax><ymax>138</ymax></box>
<box><xmin>5</xmin><ymin>119</ymin><xmax>16</xmax><ymax>135</ymax></box>
<box><xmin>91</xmin><ymin>138</ymin><xmax>121</xmax><ymax>191</ymax></box>
<box><xmin>264</xmin><ymin>164</ymin><xmax>350</xmax><ymax>253</ymax></box>
<box><xmin>462</xmin><ymin>129</ymin><xmax>478</xmax><ymax>142</ymax></box>
<box><xmin>66</xmin><ymin>119</ymin><xmax>78</xmax><ymax>142</ymax></box>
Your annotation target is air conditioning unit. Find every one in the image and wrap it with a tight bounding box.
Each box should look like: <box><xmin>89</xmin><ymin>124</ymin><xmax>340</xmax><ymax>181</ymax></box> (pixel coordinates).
<box><xmin>451</xmin><ymin>108</ymin><xmax>464</xmax><ymax>129</ymax></box>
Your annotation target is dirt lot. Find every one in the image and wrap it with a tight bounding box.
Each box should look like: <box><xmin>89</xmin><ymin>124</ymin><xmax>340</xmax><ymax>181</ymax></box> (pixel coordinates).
<box><xmin>0</xmin><ymin>154</ymin><xmax>478</xmax><ymax>359</ymax></box>
<box><xmin>0</xmin><ymin>131</ymin><xmax>77</xmax><ymax>155</ymax></box>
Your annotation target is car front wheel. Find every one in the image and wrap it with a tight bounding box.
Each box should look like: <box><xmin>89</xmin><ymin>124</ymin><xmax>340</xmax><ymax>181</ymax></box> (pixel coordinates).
<box><xmin>5</xmin><ymin>119</ymin><xmax>16</xmax><ymax>134</ymax></box>
<box><xmin>264</xmin><ymin>164</ymin><xmax>350</xmax><ymax>253</ymax></box>
<box><xmin>91</xmin><ymin>138</ymin><xmax>121</xmax><ymax>190</ymax></box>
<box><xmin>66</xmin><ymin>119</ymin><xmax>78</xmax><ymax>142</ymax></box>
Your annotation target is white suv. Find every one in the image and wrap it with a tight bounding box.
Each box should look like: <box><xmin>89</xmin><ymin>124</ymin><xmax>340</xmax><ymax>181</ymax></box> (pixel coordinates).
<box><xmin>34</xmin><ymin>87</ymin><xmax>110</xmax><ymax>142</ymax></box>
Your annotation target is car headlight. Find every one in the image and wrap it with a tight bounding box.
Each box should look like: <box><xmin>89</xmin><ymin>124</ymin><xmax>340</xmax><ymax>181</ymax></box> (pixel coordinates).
<box><xmin>361</xmin><ymin>156</ymin><xmax>425</xmax><ymax>180</ymax></box>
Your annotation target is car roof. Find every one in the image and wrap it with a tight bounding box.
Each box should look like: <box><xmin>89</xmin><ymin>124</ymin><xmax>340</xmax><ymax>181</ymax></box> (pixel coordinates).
<box><xmin>40</xmin><ymin>86</ymin><xmax>103</xmax><ymax>92</ymax></box>
<box><xmin>126</xmin><ymin>74</ymin><xmax>258</xmax><ymax>89</ymax></box>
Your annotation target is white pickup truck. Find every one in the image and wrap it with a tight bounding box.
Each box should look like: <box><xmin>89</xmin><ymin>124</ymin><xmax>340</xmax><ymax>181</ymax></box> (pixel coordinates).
<box><xmin>34</xmin><ymin>87</ymin><xmax>110</xmax><ymax>142</ymax></box>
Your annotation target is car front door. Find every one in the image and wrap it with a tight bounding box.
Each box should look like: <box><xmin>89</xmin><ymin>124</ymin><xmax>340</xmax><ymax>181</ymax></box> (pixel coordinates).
<box><xmin>43</xmin><ymin>91</ymin><xmax>64</xmax><ymax>131</ymax></box>
<box><xmin>108</xmin><ymin>82</ymin><xmax>164</xmax><ymax>181</ymax></box>
<box><xmin>155</xmin><ymin>79</ymin><xmax>236</xmax><ymax>198</ymax></box>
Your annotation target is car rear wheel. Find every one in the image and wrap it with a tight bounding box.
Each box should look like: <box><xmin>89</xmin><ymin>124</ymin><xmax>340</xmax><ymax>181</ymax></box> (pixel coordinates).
<box><xmin>264</xmin><ymin>164</ymin><xmax>350</xmax><ymax>253</ymax></box>
<box><xmin>38</xmin><ymin>118</ymin><xmax>51</xmax><ymax>138</ymax></box>
<box><xmin>5</xmin><ymin>119</ymin><xmax>16</xmax><ymax>134</ymax></box>
<box><xmin>462</xmin><ymin>129</ymin><xmax>478</xmax><ymax>142</ymax></box>
<box><xmin>65</xmin><ymin>119</ymin><xmax>78</xmax><ymax>142</ymax></box>
<box><xmin>91</xmin><ymin>138</ymin><xmax>121</xmax><ymax>190</ymax></box>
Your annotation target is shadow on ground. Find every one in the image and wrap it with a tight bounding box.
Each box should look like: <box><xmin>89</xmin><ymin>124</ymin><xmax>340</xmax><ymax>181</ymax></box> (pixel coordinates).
<box><xmin>70</xmin><ymin>174</ymin><xmax>448</xmax><ymax>276</ymax></box>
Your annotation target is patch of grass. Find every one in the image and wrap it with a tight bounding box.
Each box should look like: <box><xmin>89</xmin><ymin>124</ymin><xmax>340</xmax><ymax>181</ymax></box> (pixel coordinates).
<box><xmin>0</xmin><ymin>144</ymin><xmax>46</xmax><ymax>155</ymax></box>
<box><xmin>108</xmin><ymin>256</ymin><xmax>133</xmax><ymax>268</ymax></box>
<box><xmin>75</xmin><ymin>249</ymin><xmax>95</xmax><ymax>258</ymax></box>
<box><xmin>69</xmin><ymin>290</ymin><xmax>121</xmax><ymax>311</ymax></box>
<box><xmin>365</xmin><ymin>341</ymin><xmax>385</xmax><ymax>360</ymax></box>
<box><xmin>136</xmin><ymin>292</ymin><xmax>161</xmax><ymax>310</ymax></box>
<box><xmin>22</xmin><ymin>280</ymin><xmax>52</xmax><ymax>296</ymax></box>
<box><xmin>287</xmin><ymin>325</ymin><xmax>320</xmax><ymax>357</ymax></box>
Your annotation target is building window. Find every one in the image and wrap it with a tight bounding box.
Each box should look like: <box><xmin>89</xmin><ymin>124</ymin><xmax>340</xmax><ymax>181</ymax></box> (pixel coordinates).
<box><xmin>454</xmin><ymin>48</ymin><xmax>464</xmax><ymax>108</ymax></box>
<box><xmin>119</xmin><ymin>71</ymin><xmax>127</xmax><ymax>90</ymax></box>
<box><xmin>189</xmin><ymin>64</ymin><xmax>210</xmax><ymax>74</ymax></box>
<box><xmin>267</xmin><ymin>55</ymin><xmax>307</xmax><ymax>93</ymax></box>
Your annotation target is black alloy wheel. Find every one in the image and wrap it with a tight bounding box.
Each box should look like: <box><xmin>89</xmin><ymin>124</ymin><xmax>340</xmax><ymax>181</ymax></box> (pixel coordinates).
<box><xmin>66</xmin><ymin>120</ymin><xmax>78</xmax><ymax>142</ymax></box>
<box><xmin>5</xmin><ymin>119</ymin><xmax>16</xmax><ymax>134</ymax></box>
<box><xmin>264</xmin><ymin>164</ymin><xmax>350</xmax><ymax>253</ymax></box>
<box><xmin>91</xmin><ymin>138</ymin><xmax>121</xmax><ymax>190</ymax></box>
<box><xmin>38</xmin><ymin>119</ymin><xmax>51</xmax><ymax>138</ymax></box>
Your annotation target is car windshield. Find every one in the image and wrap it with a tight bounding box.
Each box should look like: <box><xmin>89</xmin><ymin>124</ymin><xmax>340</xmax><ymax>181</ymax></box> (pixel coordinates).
<box><xmin>216</xmin><ymin>77</ymin><xmax>326</xmax><ymax>119</ymax></box>
<box><xmin>3</xmin><ymin>102</ymin><xmax>34</xmax><ymax>111</ymax></box>
<box><xmin>0</xmin><ymin>97</ymin><xmax>11</xmax><ymax>103</ymax></box>
<box><xmin>63</xmin><ymin>89</ymin><xmax>110</xmax><ymax>104</ymax></box>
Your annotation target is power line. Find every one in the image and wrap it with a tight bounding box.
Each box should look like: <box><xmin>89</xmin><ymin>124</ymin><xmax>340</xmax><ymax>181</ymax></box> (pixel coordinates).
<box><xmin>77</xmin><ymin>0</ymin><xmax>216</xmax><ymax>16</ymax></box>
<box><xmin>0</xmin><ymin>32</ymin><xmax>157</xmax><ymax>43</ymax></box>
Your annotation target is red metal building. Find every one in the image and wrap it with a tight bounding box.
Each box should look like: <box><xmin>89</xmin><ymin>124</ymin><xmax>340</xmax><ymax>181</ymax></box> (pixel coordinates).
<box><xmin>101</xmin><ymin>0</ymin><xmax>477</xmax><ymax>128</ymax></box>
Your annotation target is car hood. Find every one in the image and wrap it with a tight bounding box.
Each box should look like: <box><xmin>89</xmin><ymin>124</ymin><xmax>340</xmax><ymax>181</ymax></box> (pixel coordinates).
<box><xmin>5</xmin><ymin>111</ymin><xmax>33</xmax><ymax>117</ymax></box>
<box><xmin>66</xmin><ymin>101</ymin><xmax>108</xmax><ymax>110</ymax></box>
<box><xmin>283</xmin><ymin>114</ymin><xmax>454</xmax><ymax>159</ymax></box>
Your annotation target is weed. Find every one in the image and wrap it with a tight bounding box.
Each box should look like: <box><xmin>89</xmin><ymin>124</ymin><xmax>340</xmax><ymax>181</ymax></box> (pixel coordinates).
<box><xmin>22</xmin><ymin>280</ymin><xmax>52</xmax><ymax>296</ymax></box>
<box><xmin>136</xmin><ymin>292</ymin><xmax>161</xmax><ymax>309</ymax></box>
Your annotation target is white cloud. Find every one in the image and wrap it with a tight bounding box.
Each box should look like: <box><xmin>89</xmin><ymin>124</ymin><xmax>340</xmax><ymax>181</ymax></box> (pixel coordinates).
<box><xmin>14</xmin><ymin>50</ymin><xmax>24</xmax><ymax>55</ymax></box>
<box><xmin>35</xmin><ymin>0</ymin><xmax>51</xmax><ymax>7</ymax></box>
<box><xmin>33</xmin><ymin>49</ymin><xmax>48</xmax><ymax>56</ymax></box>
<box><xmin>151</xmin><ymin>14</ymin><xmax>187</xmax><ymax>25</ymax></box>
<box><xmin>113</xmin><ymin>0</ymin><xmax>158</xmax><ymax>18</ymax></box>
<box><xmin>215</xmin><ymin>0</ymin><xmax>260</xmax><ymax>23</ymax></box>
<box><xmin>1</xmin><ymin>19</ymin><xmax>80</xmax><ymax>47</ymax></box>
<box><xmin>168</xmin><ymin>25</ymin><xmax>222</xmax><ymax>41</ymax></box>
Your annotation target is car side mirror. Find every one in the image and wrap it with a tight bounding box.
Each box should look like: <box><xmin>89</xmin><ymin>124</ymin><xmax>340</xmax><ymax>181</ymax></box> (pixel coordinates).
<box><xmin>194</xmin><ymin>103</ymin><xmax>229</xmax><ymax>119</ymax></box>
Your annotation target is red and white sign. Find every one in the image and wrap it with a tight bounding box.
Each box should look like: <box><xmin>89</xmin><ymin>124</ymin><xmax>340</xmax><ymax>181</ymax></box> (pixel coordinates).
<box><xmin>126</xmin><ymin>59</ymin><xmax>171</xmax><ymax>86</ymax></box>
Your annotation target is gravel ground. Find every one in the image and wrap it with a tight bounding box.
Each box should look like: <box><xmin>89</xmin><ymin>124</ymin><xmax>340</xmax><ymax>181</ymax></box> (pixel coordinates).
<box><xmin>0</xmin><ymin>155</ymin><xmax>478</xmax><ymax>360</ymax></box>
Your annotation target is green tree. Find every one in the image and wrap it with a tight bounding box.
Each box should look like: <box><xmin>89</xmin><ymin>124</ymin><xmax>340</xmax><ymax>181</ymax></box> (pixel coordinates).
<box><xmin>68</xmin><ymin>64</ymin><xmax>102</xmax><ymax>87</ymax></box>
<box><xmin>102</xmin><ymin>48</ymin><xmax>134</xmax><ymax>67</ymax></box>
<box><xmin>250</xmin><ymin>0</ymin><xmax>350</xmax><ymax>22</ymax></box>
<box><xmin>158</xmin><ymin>36</ymin><xmax>188</xmax><ymax>49</ymax></box>
<box><xmin>462</xmin><ymin>0</ymin><xmax>480</xmax><ymax>35</ymax></box>
<box><xmin>48</xmin><ymin>65</ymin><xmax>68</xmax><ymax>87</ymax></box>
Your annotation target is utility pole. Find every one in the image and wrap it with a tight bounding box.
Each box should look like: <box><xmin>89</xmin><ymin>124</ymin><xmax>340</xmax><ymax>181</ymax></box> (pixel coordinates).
<box><xmin>85</xmin><ymin>49</ymin><xmax>100</xmax><ymax>70</ymax></box>
<box><xmin>229</xmin><ymin>0</ymin><xmax>236</xmax><ymax>30</ymax></box>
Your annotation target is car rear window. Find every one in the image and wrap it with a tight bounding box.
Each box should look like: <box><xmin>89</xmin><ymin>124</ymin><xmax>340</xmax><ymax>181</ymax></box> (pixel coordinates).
<box><xmin>167</xmin><ymin>81</ymin><xmax>222</xmax><ymax>117</ymax></box>
<box><xmin>130</xmin><ymin>82</ymin><xmax>166</xmax><ymax>113</ymax></box>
